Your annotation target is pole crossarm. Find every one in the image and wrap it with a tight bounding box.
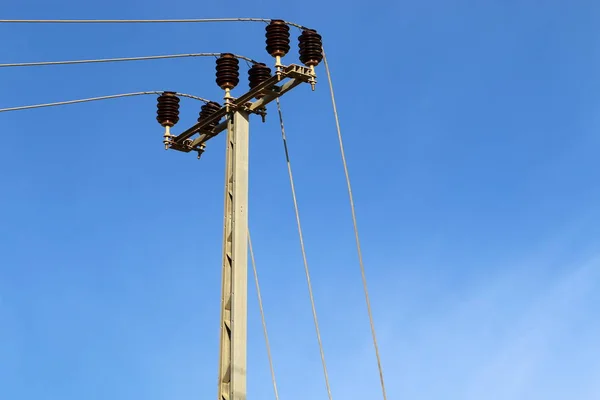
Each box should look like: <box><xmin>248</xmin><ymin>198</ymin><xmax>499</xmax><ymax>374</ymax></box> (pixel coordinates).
<box><xmin>166</xmin><ymin>64</ymin><xmax>314</xmax><ymax>154</ymax></box>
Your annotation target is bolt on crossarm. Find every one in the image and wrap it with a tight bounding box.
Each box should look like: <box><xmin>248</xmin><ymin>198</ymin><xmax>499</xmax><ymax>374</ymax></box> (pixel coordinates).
<box><xmin>155</xmin><ymin>21</ymin><xmax>324</xmax><ymax>400</ymax></box>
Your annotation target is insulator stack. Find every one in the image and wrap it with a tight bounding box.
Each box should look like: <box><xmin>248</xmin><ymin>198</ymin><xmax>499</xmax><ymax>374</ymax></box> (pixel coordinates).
<box><xmin>197</xmin><ymin>101</ymin><xmax>222</xmax><ymax>129</ymax></box>
<box><xmin>265</xmin><ymin>20</ymin><xmax>291</xmax><ymax>59</ymax></box>
<box><xmin>248</xmin><ymin>63</ymin><xmax>272</xmax><ymax>98</ymax></box>
<box><xmin>156</xmin><ymin>91</ymin><xmax>180</xmax><ymax>127</ymax></box>
<box><xmin>298</xmin><ymin>29</ymin><xmax>323</xmax><ymax>67</ymax></box>
<box><xmin>215</xmin><ymin>53</ymin><xmax>240</xmax><ymax>93</ymax></box>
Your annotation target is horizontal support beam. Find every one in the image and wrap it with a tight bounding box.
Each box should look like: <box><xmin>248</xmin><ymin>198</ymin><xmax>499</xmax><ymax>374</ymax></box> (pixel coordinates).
<box><xmin>173</xmin><ymin>74</ymin><xmax>283</xmax><ymax>145</ymax></box>
<box><xmin>189</xmin><ymin>120</ymin><xmax>228</xmax><ymax>149</ymax></box>
<box><xmin>247</xmin><ymin>78</ymin><xmax>303</xmax><ymax>111</ymax></box>
<box><xmin>171</xmin><ymin>64</ymin><xmax>313</xmax><ymax>149</ymax></box>
<box><xmin>189</xmin><ymin>79</ymin><xmax>302</xmax><ymax>149</ymax></box>
<box><xmin>174</xmin><ymin>106</ymin><xmax>228</xmax><ymax>144</ymax></box>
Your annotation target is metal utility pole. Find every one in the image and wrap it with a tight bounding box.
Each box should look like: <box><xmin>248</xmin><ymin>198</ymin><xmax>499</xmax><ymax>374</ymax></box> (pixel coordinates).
<box><xmin>156</xmin><ymin>20</ymin><xmax>324</xmax><ymax>400</ymax></box>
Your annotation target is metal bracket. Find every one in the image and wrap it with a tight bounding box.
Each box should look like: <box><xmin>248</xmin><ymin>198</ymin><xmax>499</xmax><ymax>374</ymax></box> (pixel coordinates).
<box><xmin>164</xmin><ymin>64</ymin><xmax>314</xmax><ymax>155</ymax></box>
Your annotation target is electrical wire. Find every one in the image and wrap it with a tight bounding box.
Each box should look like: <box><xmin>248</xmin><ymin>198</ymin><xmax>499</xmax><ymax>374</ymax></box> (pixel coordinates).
<box><xmin>322</xmin><ymin>49</ymin><xmax>388</xmax><ymax>400</ymax></box>
<box><xmin>175</xmin><ymin>93</ymin><xmax>210</xmax><ymax>102</ymax></box>
<box><xmin>248</xmin><ymin>231</ymin><xmax>280</xmax><ymax>400</ymax></box>
<box><xmin>0</xmin><ymin>16</ymin><xmax>373</xmax><ymax>400</ymax></box>
<box><xmin>0</xmin><ymin>17</ymin><xmax>308</xmax><ymax>29</ymax></box>
<box><xmin>0</xmin><ymin>52</ymin><xmax>259</xmax><ymax>68</ymax></box>
<box><xmin>0</xmin><ymin>91</ymin><xmax>208</xmax><ymax>113</ymax></box>
<box><xmin>0</xmin><ymin>18</ymin><xmax>270</xmax><ymax>24</ymax></box>
<box><xmin>276</xmin><ymin>97</ymin><xmax>333</xmax><ymax>400</ymax></box>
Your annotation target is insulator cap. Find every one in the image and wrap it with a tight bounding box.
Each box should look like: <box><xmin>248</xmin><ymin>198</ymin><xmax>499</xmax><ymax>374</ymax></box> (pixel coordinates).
<box><xmin>265</xmin><ymin>19</ymin><xmax>291</xmax><ymax>58</ymax></box>
<box><xmin>215</xmin><ymin>53</ymin><xmax>240</xmax><ymax>90</ymax></box>
<box><xmin>198</xmin><ymin>101</ymin><xmax>222</xmax><ymax>129</ymax></box>
<box><xmin>298</xmin><ymin>29</ymin><xmax>323</xmax><ymax>67</ymax></box>
<box><xmin>156</xmin><ymin>91</ymin><xmax>180</xmax><ymax>127</ymax></box>
<box><xmin>248</xmin><ymin>63</ymin><xmax>272</xmax><ymax>92</ymax></box>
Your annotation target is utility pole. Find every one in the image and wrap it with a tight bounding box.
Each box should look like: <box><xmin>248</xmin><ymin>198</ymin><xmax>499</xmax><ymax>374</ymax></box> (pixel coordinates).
<box><xmin>217</xmin><ymin>110</ymin><xmax>249</xmax><ymax>400</ymax></box>
<box><xmin>155</xmin><ymin>20</ymin><xmax>323</xmax><ymax>400</ymax></box>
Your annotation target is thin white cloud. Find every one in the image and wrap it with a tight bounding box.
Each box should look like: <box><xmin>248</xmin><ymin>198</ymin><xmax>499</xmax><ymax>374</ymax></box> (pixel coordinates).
<box><xmin>466</xmin><ymin>256</ymin><xmax>600</xmax><ymax>400</ymax></box>
<box><xmin>314</xmin><ymin>254</ymin><xmax>600</xmax><ymax>400</ymax></box>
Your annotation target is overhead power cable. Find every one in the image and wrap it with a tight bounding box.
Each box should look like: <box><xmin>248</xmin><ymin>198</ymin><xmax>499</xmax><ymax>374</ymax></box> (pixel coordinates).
<box><xmin>276</xmin><ymin>98</ymin><xmax>334</xmax><ymax>400</ymax></box>
<box><xmin>0</xmin><ymin>91</ymin><xmax>207</xmax><ymax>113</ymax></box>
<box><xmin>0</xmin><ymin>17</ymin><xmax>308</xmax><ymax>29</ymax></box>
<box><xmin>248</xmin><ymin>232</ymin><xmax>280</xmax><ymax>400</ymax></box>
<box><xmin>0</xmin><ymin>52</ymin><xmax>259</xmax><ymax>68</ymax></box>
<box><xmin>322</xmin><ymin>48</ymin><xmax>389</xmax><ymax>400</ymax></box>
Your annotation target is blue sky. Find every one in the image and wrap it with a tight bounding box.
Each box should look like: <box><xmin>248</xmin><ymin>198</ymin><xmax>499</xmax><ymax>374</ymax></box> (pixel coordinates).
<box><xmin>1</xmin><ymin>1</ymin><xmax>600</xmax><ymax>399</ymax></box>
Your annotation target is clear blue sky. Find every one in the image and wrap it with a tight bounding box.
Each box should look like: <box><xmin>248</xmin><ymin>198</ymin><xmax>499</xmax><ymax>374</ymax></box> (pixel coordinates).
<box><xmin>1</xmin><ymin>1</ymin><xmax>600</xmax><ymax>399</ymax></box>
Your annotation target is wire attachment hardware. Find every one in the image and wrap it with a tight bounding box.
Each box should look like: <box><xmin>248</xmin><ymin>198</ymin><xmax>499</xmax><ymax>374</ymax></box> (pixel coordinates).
<box><xmin>196</xmin><ymin>143</ymin><xmax>206</xmax><ymax>159</ymax></box>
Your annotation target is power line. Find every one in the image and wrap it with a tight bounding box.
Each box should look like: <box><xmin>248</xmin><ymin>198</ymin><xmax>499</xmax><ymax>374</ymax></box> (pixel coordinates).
<box><xmin>0</xmin><ymin>18</ymin><xmax>269</xmax><ymax>24</ymax></box>
<box><xmin>248</xmin><ymin>232</ymin><xmax>280</xmax><ymax>400</ymax></box>
<box><xmin>0</xmin><ymin>16</ymin><xmax>385</xmax><ymax>400</ymax></box>
<box><xmin>276</xmin><ymin>97</ymin><xmax>334</xmax><ymax>400</ymax></box>
<box><xmin>323</xmin><ymin>49</ymin><xmax>389</xmax><ymax>400</ymax></box>
<box><xmin>0</xmin><ymin>91</ymin><xmax>207</xmax><ymax>113</ymax></box>
<box><xmin>171</xmin><ymin>93</ymin><xmax>209</xmax><ymax>102</ymax></box>
<box><xmin>0</xmin><ymin>53</ymin><xmax>259</xmax><ymax>68</ymax></box>
<box><xmin>0</xmin><ymin>17</ymin><xmax>308</xmax><ymax>29</ymax></box>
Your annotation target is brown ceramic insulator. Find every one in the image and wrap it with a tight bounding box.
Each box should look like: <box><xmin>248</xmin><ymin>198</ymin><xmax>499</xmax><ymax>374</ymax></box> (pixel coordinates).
<box><xmin>298</xmin><ymin>29</ymin><xmax>323</xmax><ymax>67</ymax></box>
<box><xmin>215</xmin><ymin>53</ymin><xmax>240</xmax><ymax>90</ymax></box>
<box><xmin>197</xmin><ymin>101</ymin><xmax>222</xmax><ymax>129</ymax></box>
<box><xmin>265</xmin><ymin>20</ymin><xmax>291</xmax><ymax>58</ymax></box>
<box><xmin>248</xmin><ymin>63</ymin><xmax>272</xmax><ymax>90</ymax></box>
<box><xmin>156</xmin><ymin>91</ymin><xmax>180</xmax><ymax>127</ymax></box>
